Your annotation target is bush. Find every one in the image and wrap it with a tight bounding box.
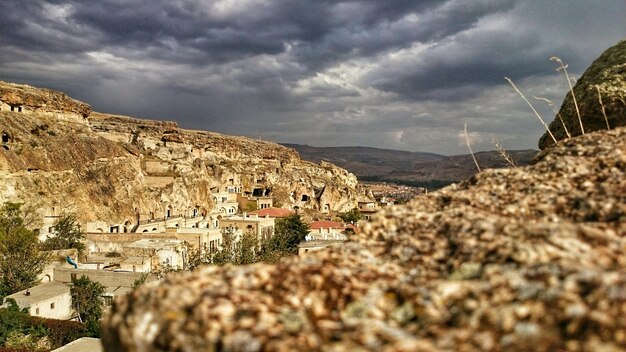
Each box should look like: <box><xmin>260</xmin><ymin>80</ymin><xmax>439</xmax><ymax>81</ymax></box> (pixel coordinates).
<box><xmin>0</xmin><ymin>307</ymin><xmax>90</xmax><ymax>350</ymax></box>
<box><xmin>0</xmin><ymin>308</ymin><xmax>29</xmax><ymax>346</ymax></box>
<box><xmin>26</xmin><ymin>317</ymin><xmax>88</xmax><ymax>347</ymax></box>
<box><xmin>0</xmin><ymin>347</ymin><xmax>41</xmax><ymax>352</ymax></box>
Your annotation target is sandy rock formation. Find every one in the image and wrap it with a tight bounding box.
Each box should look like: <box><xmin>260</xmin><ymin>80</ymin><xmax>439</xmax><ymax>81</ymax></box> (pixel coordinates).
<box><xmin>103</xmin><ymin>125</ymin><xmax>626</xmax><ymax>351</ymax></box>
<box><xmin>538</xmin><ymin>40</ymin><xmax>626</xmax><ymax>149</ymax></box>
<box><xmin>0</xmin><ymin>81</ymin><xmax>91</xmax><ymax>118</ymax></box>
<box><xmin>0</xmin><ymin>83</ymin><xmax>361</xmax><ymax>230</ymax></box>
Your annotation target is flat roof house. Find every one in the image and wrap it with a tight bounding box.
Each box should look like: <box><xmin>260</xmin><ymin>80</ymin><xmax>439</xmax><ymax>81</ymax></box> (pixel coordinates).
<box><xmin>2</xmin><ymin>281</ymin><xmax>72</xmax><ymax>320</ymax></box>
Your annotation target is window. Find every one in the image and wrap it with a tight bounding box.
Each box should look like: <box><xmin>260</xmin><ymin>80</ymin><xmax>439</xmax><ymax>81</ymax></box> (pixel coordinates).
<box><xmin>36</xmin><ymin>308</ymin><xmax>40</xmax><ymax>315</ymax></box>
<box><xmin>50</xmin><ymin>303</ymin><xmax>55</xmax><ymax>309</ymax></box>
<box><xmin>104</xmin><ymin>296</ymin><xmax>113</xmax><ymax>307</ymax></box>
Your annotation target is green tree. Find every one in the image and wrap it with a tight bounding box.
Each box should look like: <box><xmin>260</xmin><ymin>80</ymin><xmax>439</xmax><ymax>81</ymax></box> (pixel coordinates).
<box><xmin>338</xmin><ymin>207</ymin><xmax>362</xmax><ymax>225</ymax></box>
<box><xmin>261</xmin><ymin>215</ymin><xmax>309</xmax><ymax>262</ymax></box>
<box><xmin>42</xmin><ymin>214</ymin><xmax>86</xmax><ymax>254</ymax></box>
<box><xmin>71</xmin><ymin>276</ymin><xmax>105</xmax><ymax>337</ymax></box>
<box><xmin>211</xmin><ymin>230</ymin><xmax>236</xmax><ymax>266</ymax></box>
<box><xmin>0</xmin><ymin>203</ymin><xmax>49</xmax><ymax>297</ymax></box>
<box><xmin>234</xmin><ymin>230</ymin><xmax>258</xmax><ymax>265</ymax></box>
<box><xmin>186</xmin><ymin>244</ymin><xmax>212</xmax><ymax>271</ymax></box>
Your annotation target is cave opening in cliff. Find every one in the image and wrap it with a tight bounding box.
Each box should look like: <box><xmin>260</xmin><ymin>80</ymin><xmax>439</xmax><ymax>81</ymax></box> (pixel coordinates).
<box><xmin>2</xmin><ymin>132</ymin><xmax>10</xmax><ymax>144</ymax></box>
<box><xmin>301</xmin><ymin>194</ymin><xmax>309</xmax><ymax>202</ymax></box>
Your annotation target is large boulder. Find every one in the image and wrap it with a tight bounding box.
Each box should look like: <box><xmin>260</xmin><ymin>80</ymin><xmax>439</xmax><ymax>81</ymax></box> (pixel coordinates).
<box><xmin>538</xmin><ymin>40</ymin><xmax>626</xmax><ymax>150</ymax></box>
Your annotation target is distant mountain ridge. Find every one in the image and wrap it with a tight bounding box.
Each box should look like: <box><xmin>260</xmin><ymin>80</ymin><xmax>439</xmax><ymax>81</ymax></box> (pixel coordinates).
<box><xmin>282</xmin><ymin>143</ymin><xmax>538</xmax><ymax>188</ymax></box>
<box><xmin>281</xmin><ymin>144</ymin><xmax>445</xmax><ymax>176</ymax></box>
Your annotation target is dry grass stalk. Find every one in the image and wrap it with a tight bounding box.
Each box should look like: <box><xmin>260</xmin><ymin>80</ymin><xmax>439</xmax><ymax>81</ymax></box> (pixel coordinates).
<box><xmin>550</xmin><ymin>56</ymin><xmax>584</xmax><ymax>134</ymax></box>
<box><xmin>491</xmin><ymin>138</ymin><xmax>517</xmax><ymax>168</ymax></box>
<box><xmin>463</xmin><ymin>122</ymin><xmax>481</xmax><ymax>173</ymax></box>
<box><xmin>533</xmin><ymin>96</ymin><xmax>571</xmax><ymax>138</ymax></box>
<box><xmin>596</xmin><ymin>85</ymin><xmax>610</xmax><ymax>130</ymax></box>
<box><xmin>505</xmin><ymin>77</ymin><xmax>557</xmax><ymax>144</ymax></box>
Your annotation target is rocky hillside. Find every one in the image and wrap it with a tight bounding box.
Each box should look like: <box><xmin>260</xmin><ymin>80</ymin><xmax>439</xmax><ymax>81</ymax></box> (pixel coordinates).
<box><xmin>103</xmin><ymin>124</ymin><xmax>626</xmax><ymax>351</ymax></box>
<box><xmin>539</xmin><ymin>40</ymin><xmax>625</xmax><ymax>149</ymax></box>
<box><xmin>0</xmin><ymin>81</ymin><xmax>363</xmax><ymax>229</ymax></box>
<box><xmin>0</xmin><ymin>81</ymin><xmax>91</xmax><ymax>118</ymax></box>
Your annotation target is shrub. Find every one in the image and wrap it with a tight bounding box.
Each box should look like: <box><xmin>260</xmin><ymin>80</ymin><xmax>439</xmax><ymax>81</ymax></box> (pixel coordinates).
<box><xmin>26</xmin><ymin>317</ymin><xmax>88</xmax><ymax>347</ymax></box>
<box><xmin>0</xmin><ymin>308</ymin><xmax>90</xmax><ymax>350</ymax></box>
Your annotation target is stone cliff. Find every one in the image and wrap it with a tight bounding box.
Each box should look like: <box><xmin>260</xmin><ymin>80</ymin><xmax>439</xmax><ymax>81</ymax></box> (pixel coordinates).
<box><xmin>0</xmin><ymin>81</ymin><xmax>92</xmax><ymax>119</ymax></box>
<box><xmin>0</xmin><ymin>81</ymin><xmax>362</xmax><ymax>230</ymax></box>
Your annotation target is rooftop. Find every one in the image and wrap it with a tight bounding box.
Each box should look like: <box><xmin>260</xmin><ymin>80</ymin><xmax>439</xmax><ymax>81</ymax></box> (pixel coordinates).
<box><xmin>4</xmin><ymin>282</ymin><xmax>69</xmax><ymax>305</ymax></box>
<box><xmin>309</xmin><ymin>220</ymin><xmax>344</xmax><ymax>230</ymax></box>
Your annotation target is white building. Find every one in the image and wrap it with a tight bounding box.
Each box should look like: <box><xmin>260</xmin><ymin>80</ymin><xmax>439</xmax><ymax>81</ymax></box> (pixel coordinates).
<box><xmin>3</xmin><ymin>282</ymin><xmax>73</xmax><ymax>320</ymax></box>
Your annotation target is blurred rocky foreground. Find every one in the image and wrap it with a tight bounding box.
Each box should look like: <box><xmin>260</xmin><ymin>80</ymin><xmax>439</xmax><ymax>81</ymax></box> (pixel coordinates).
<box><xmin>102</xmin><ymin>125</ymin><xmax>626</xmax><ymax>351</ymax></box>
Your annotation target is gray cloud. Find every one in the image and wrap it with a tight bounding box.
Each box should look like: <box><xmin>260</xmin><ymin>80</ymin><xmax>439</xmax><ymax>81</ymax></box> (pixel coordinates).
<box><xmin>0</xmin><ymin>0</ymin><xmax>624</xmax><ymax>155</ymax></box>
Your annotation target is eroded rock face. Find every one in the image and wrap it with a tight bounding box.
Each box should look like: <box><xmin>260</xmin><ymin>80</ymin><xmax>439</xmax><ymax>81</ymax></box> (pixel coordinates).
<box><xmin>0</xmin><ymin>81</ymin><xmax>92</xmax><ymax>118</ymax></box>
<box><xmin>538</xmin><ymin>40</ymin><xmax>626</xmax><ymax>150</ymax></box>
<box><xmin>103</xmin><ymin>127</ymin><xmax>626</xmax><ymax>351</ymax></box>
<box><xmin>0</xmin><ymin>83</ymin><xmax>362</xmax><ymax>229</ymax></box>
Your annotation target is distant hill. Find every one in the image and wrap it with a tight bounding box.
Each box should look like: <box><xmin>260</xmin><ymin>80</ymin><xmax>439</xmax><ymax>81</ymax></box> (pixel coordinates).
<box><xmin>283</xmin><ymin>143</ymin><xmax>538</xmax><ymax>189</ymax></box>
<box><xmin>388</xmin><ymin>149</ymin><xmax>538</xmax><ymax>183</ymax></box>
<box><xmin>281</xmin><ymin>144</ymin><xmax>445</xmax><ymax>176</ymax></box>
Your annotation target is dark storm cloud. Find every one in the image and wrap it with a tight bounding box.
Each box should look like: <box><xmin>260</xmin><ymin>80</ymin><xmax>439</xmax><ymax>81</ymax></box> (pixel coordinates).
<box><xmin>364</xmin><ymin>28</ymin><xmax>578</xmax><ymax>101</ymax></box>
<box><xmin>0</xmin><ymin>0</ymin><xmax>513</xmax><ymax>67</ymax></box>
<box><xmin>0</xmin><ymin>0</ymin><xmax>624</xmax><ymax>154</ymax></box>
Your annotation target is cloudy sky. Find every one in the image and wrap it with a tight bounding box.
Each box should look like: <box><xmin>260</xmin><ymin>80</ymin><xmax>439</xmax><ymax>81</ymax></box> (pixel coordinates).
<box><xmin>0</xmin><ymin>1</ymin><xmax>624</xmax><ymax>155</ymax></box>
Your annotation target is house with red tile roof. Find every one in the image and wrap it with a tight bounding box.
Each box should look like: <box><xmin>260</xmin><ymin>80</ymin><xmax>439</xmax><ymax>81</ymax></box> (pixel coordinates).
<box><xmin>307</xmin><ymin>220</ymin><xmax>355</xmax><ymax>241</ymax></box>
<box><xmin>309</xmin><ymin>220</ymin><xmax>344</xmax><ymax>230</ymax></box>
